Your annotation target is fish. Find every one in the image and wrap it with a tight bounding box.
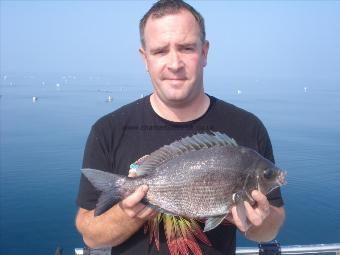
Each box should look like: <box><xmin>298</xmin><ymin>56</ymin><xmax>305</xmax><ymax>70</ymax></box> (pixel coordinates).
<box><xmin>82</xmin><ymin>132</ymin><xmax>286</xmax><ymax>233</ymax></box>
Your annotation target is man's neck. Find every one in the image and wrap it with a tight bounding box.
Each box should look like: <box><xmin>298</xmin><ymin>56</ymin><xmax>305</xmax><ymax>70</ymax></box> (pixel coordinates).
<box><xmin>150</xmin><ymin>92</ymin><xmax>210</xmax><ymax>122</ymax></box>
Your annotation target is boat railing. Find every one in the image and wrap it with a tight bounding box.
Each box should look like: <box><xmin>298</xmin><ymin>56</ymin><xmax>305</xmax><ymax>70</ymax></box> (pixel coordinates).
<box><xmin>74</xmin><ymin>243</ymin><xmax>340</xmax><ymax>255</ymax></box>
<box><xmin>237</xmin><ymin>243</ymin><xmax>340</xmax><ymax>255</ymax></box>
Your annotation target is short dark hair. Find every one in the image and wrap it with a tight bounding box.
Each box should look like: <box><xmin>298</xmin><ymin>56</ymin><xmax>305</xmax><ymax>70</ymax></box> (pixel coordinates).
<box><xmin>139</xmin><ymin>0</ymin><xmax>206</xmax><ymax>47</ymax></box>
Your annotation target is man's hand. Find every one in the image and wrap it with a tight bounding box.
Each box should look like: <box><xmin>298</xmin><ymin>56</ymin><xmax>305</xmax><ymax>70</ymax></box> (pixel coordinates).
<box><xmin>118</xmin><ymin>184</ymin><xmax>156</xmax><ymax>220</ymax></box>
<box><xmin>230</xmin><ymin>190</ymin><xmax>285</xmax><ymax>242</ymax></box>
<box><xmin>119</xmin><ymin>169</ymin><xmax>156</xmax><ymax>220</ymax></box>
<box><xmin>243</xmin><ymin>190</ymin><xmax>270</xmax><ymax>226</ymax></box>
<box><xmin>231</xmin><ymin>190</ymin><xmax>270</xmax><ymax>232</ymax></box>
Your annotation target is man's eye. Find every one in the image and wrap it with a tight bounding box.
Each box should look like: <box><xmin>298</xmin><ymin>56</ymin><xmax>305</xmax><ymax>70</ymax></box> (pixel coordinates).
<box><xmin>183</xmin><ymin>47</ymin><xmax>194</xmax><ymax>52</ymax></box>
<box><xmin>153</xmin><ymin>50</ymin><xmax>166</xmax><ymax>55</ymax></box>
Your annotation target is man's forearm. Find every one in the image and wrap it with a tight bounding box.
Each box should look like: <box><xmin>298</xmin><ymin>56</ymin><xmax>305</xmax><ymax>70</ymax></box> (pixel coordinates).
<box><xmin>76</xmin><ymin>205</ymin><xmax>145</xmax><ymax>248</ymax></box>
<box><xmin>245</xmin><ymin>206</ymin><xmax>285</xmax><ymax>242</ymax></box>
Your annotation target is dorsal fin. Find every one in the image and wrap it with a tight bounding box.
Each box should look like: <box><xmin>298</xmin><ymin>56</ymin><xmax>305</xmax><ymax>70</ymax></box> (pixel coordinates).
<box><xmin>136</xmin><ymin>132</ymin><xmax>238</xmax><ymax>176</ymax></box>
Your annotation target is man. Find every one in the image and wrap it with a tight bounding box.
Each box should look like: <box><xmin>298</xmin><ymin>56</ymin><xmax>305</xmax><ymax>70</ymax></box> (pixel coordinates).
<box><xmin>75</xmin><ymin>1</ymin><xmax>285</xmax><ymax>254</ymax></box>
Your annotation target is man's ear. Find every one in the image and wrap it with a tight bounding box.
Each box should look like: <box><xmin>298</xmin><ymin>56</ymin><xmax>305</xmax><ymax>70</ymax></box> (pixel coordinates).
<box><xmin>202</xmin><ymin>40</ymin><xmax>209</xmax><ymax>67</ymax></box>
<box><xmin>139</xmin><ymin>47</ymin><xmax>149</xmax><ymax>72</ymax></box>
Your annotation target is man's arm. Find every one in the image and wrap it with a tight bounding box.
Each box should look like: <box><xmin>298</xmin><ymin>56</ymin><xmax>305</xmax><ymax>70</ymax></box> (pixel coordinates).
<box><xmin>231</xmin><ymin>190</ymin><xmax>285</xmax><ymax>242</ymax></box>
<box><xmin>75</xmin><ymin>185</ymin><xmax>155</xmax><ymax>248</ymax></box>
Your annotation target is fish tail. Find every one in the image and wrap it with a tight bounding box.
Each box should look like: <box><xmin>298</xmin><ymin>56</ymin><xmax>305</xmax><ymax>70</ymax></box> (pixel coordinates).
<box><xmin>81</xmin><ymin>168</ymin><xmax>128</xmax><ymax>216</ymax></box>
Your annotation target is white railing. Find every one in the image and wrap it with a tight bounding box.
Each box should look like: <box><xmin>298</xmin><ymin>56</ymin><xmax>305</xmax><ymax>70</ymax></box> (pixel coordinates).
<box><xmin>236</xmin><ymin>243</ymin><xmax>340</xmax><ymax>255</ymax></box>
<box><xmin>75</xmin><ymin>243</ymin><xmax>340</xmax><ymax>255</ymax></box>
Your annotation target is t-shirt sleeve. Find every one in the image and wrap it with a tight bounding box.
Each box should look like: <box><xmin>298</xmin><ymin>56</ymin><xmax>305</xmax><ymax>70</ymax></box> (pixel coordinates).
<box><xmin>76</xmin><ymin>126</ymin><xmax>111</xmax><ymax>210</ymax></box>
<box><xmin>257</xmin><ymin>120</ymin><xmax>284</xmax><ymax>208</ymax></box>
<box><xmin>257</xmin><ymin>121</ymin><xmax>275</xmax><ymax>164</ymax></box>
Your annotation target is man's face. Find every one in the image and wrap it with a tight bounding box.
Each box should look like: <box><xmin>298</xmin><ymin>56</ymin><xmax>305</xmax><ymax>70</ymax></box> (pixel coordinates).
<box><xmin>140</xmin><ymin>10</ymin><xmax>209</xmax><ymax>107</ymax></box>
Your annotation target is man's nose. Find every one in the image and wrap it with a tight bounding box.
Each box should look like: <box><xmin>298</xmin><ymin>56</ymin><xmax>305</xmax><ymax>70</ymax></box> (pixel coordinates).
<box><xmin>167</xmin><ymin>51</ymin><xmax>184</xmax><ymax>71</ymax></box>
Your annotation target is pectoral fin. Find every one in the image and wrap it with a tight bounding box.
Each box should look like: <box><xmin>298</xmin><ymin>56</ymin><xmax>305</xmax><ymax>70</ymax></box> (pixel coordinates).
<box><xmin>236</xmin><ymin>200</ymin><xmax>249</xmax><ymax>229</ymax></box>
<box><xmin>204</xmin><ymin>215</ymin><xmax>227</xmax><ymax>232</ymax></box>
<box><xmin>233</xmin><ymin>192</ymin><xmax>251</xmax><ymax>231</ymax></box>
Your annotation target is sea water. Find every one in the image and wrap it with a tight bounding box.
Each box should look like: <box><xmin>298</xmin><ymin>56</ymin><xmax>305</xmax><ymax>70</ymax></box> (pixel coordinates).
<box><xmin>1</xmin><ymin>73</ymin><xmax>339</xmax><ymax>255</ymax></box>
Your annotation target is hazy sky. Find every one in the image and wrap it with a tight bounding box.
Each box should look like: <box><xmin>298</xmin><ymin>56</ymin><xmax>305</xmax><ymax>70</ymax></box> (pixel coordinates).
<box><xmin>1</xmin><ymin>0</ymin><xmax>340</xmax><ymax>80</ymax></box>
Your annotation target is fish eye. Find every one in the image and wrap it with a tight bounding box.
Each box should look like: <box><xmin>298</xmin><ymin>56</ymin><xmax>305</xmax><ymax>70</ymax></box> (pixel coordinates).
<box><xmin>263</xmin><ymin>168</ymin><xmax>274</xmax><ymax>179</ymax></box>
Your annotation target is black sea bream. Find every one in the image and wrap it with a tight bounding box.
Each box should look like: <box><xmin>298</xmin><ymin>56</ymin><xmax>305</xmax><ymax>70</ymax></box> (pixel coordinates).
<box><xmin>82</xmin><ymin>132</ymin><xmax>286</xmax><ymax>232</ymax></box>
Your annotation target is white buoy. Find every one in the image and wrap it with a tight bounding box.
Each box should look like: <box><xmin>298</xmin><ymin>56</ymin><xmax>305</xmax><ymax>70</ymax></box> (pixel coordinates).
<box><xmin>106</xmin><ymin>95</ymin><xmax>113</xmax><ymax>102</ymax></box>
<box><xmin>32</xmin><ymin>96</ymin><xmax>38</xmax><ymax>102</ymax></box>
<box><xmin>237</xmin><ymin>90</ymin><xmax>242</xmax><ymax>95</ymax></box>
<box><xmin>304</xmin><ymin>87</ymin><xmax>308</xmax><ymax>92</ymax></box>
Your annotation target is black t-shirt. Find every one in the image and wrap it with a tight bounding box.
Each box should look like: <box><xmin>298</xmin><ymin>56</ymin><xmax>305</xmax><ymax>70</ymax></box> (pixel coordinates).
<box><xmin>77</xmin><ymin>95</ymin><xmax>283</xmax><ymax>255</ymax></box>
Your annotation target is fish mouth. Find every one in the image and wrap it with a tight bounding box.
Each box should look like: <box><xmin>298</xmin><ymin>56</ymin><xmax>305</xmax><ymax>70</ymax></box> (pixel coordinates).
<box><xmin>277</xmin><ymin>170</ymin><xmax>287</xmax><ymax>186</ymax></box>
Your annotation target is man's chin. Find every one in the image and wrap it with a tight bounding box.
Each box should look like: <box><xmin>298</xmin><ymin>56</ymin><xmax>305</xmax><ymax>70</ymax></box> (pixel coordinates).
<box><xmin>161</xmin><ymin>93</ymin><xmax>194</xmax><ymax>107</ymax></box>
<box><xmin>162</xmin><ymin>80</ymin><xmax>187</xmax><ymax>90</ymax></box>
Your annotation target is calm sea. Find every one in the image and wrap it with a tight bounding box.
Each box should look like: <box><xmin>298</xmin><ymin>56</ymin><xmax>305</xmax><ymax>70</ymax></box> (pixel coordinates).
<box><xmin>1</xmin><ymin>73</ymin><xmax>339</xmax><ymax>255</ymax></box>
